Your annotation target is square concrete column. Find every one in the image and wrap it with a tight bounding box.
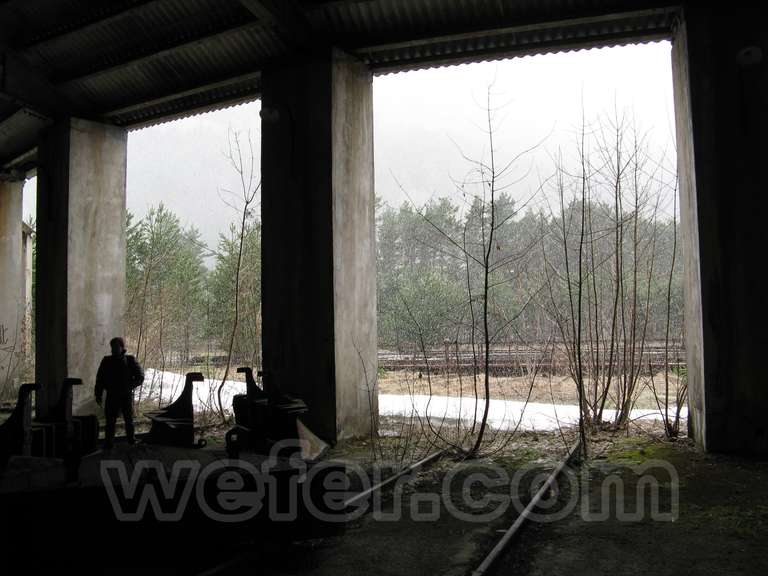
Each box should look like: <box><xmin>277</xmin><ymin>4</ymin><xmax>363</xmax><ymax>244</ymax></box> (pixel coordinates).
<box><xmin>36</xmin><ymin>118</ymin><xmax>127</xmax><ymax>417</ymax></box>
<box><xmin>261</xmin><ymin>48</ymin><xmax>377</xmax><ymax>443</ymax></box>
<box><xmin>0</xmin><ymin>179</ymin><xmax>25</xmax><ymax>392</ymax></box>
<box><xmin>21</xmin><ymin>223</ymin><xmax>33</xmax><ymax>358</ymax></box>
<box><xmin>672</xmin><ymin>3</ymin><xmax>768</xmax><ymax>455</ymax></box>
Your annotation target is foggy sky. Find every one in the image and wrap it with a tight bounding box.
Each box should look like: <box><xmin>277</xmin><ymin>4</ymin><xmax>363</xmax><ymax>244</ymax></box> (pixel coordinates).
<box><xmin>23</xmin><ymin>41</ymin><xmax>675</xmax><ymax>250</ymax></box>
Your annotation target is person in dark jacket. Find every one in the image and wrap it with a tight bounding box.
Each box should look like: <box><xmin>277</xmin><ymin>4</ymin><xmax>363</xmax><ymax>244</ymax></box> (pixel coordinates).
<box><xmin>95</xmin><ymin>337</ymin><xmax>144</xmax><ymax>449</ymax></box>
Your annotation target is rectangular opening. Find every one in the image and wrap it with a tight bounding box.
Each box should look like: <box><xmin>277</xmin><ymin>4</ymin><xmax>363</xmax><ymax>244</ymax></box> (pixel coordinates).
<box><xmin>373</xmin><ymin>41</ymin><xmax>687</xmax><ymax>455</ymax></box>
<box><xmin>123</xmin><ymin>102</ymin><xmax>262</xmax><ymax>423</ymax></box>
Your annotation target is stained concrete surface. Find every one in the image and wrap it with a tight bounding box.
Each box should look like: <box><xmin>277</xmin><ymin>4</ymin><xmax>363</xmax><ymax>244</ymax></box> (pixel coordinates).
<box><xmin>0</xmin><ymin>180</ymin><xmax>24</xmax><ymax>389</ymax></box>
<box><xmin>672</xmin><ymin>3</ymin><xmax>768</xmax><ymax>455</ymax></box>
<box><xmin>3</xmin><ymin>430</ymin><xmax>766</xmax><ymax>575</ymax></box>
<box><xmin>497</xmin><ymin>440</ymin><xmax>768</xmax><ymax>576</ymax></box>
<box><xmin>225</xmin><ymin>435</ymin><xmax>768</xmax><ymax>576</ymax></box>
<box><xmin>214</xmin><ymin>457</ymin><xmax>544</xmax><ymax>576</ymax></box>
<box><xmin>35</xmin><ymin>118</ymin><xmax>127</xmax><ymax>418</ymax></box>
<box><xmin>261</xmin><ymin>48</ymin><xmax>376</xmax><ymax>444</ymax></box>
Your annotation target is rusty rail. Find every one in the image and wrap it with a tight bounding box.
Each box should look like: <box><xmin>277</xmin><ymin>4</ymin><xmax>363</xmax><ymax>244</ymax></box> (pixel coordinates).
<box><xmin>471</xmin><ymin>440</ymin><xmax>582</xmax><ymax>576</ymax></box>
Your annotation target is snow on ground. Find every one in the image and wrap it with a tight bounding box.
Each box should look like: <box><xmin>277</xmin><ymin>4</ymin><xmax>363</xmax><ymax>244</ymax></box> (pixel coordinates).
<box><xmin>379</xmin><ymin>394</ymin><xmax>688</xmax><ymax>432</ymax></box>
<box><xmin>140</xmin><ymin>368</ymin><xmax>245</xmax><ymax>414</ymax></box>
<box><xmin>139</xmin><ymin>369</ymin><xmax>687</xmax><ymax>431</ymax></box>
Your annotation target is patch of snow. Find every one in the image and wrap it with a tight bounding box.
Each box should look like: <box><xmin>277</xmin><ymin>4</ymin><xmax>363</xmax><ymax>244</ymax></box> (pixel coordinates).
<box><xmin>139</xmin><ymin>368</ymin><xmax>245</xmax><ymax>414</ymax></box>
<box><xmin>136</xmin><ymin>370</ymin><xmax>687</xmax><ymax>432</ymax></box>
<box><xmin>379</xmin><ymin>394</ymin><xmax>688</xmax><ymax>432</ymax></box>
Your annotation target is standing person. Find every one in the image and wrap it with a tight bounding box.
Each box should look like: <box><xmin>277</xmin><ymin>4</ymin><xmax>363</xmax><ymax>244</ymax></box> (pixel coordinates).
<box><xmin>95</xmin><ymin>337</ymin><xmax>144</xmax><ymax>449</ymax></box>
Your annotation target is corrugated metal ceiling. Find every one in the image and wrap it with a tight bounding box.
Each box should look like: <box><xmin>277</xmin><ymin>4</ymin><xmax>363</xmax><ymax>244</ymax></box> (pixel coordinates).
<box><xmin>0</xmin><ymin>0</ymin><xmax>678</xmax><ymax>169</ymax></box>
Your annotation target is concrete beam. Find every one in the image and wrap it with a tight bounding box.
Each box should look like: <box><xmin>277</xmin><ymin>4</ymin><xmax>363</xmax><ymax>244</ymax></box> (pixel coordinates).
<box><xmin>35</xmin><ymin>118</ymin><xmax>126</xmax><ymax>416</ymax></box>
<box><xmin>673</xmin><ymin>2</ymin><xmax>768</xmax><ymax>455</ymax></box>
<box><xmin>0</xmin><ymin>50</ymin><xmax>79</xmax><ymax>118</ymax></box>
<box><xmin>0</xmin><ymin>107</ymin><xmax>51</xmax><ymax>168</ymax></box>
<box><xmin>261</xmin><ymin>48</ymin><xmax>376</xmax><ymax>443</ymax></box>
<box><xmin>0</xmin><ymin>179</ymin><xmax>24</xmax><ymax>392</ymax></box>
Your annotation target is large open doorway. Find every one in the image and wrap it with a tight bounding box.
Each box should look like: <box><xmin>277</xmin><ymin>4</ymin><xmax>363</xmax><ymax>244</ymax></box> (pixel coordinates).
<box><xmin>124</xmin><ymin>101</ymin><xmax>262</xmax><ymax>428</ymax></box>
<box><xmin>372</xmin><ymin>41</ymin><xmax>685</xmax><ymax>458</ymax></box>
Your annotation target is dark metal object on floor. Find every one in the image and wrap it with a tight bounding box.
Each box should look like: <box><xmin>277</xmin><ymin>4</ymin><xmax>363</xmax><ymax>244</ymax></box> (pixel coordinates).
<box><xmin>225</xmin><ymin>367</ymin><xmax>308</xmax><ymax>457</ymax></box>
<box><xmin>229</xmin><ymin>367</ymin><xmax>269</xmax><ymax>453</ymax></box>
<box><xmin>0</xmin><ymin>383</ymin><xmax>40</xmax><ymax>467</ymax></box>
<box><xmin>241</xmin><ymin>366</ymin><xmax>267</xmax><ymax>399</ymax></box>
<box><xmin>1</xmin><ymin>378</ymin><xmax>100</xmax><ymax>468</ymax></box>
<box><xmin>142</xmin><ymin>372</ymin><xmax>206</xmax><ymax>448</ymax></box>
<box><xmin>34</xmin><ymin>378</ymin><xmax>99</xmax><ymax>459</ymax></box>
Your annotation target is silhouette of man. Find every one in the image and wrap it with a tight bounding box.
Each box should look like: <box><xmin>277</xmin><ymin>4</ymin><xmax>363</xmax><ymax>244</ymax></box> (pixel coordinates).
<box><xmin>95</xmin><ymin>337</ymin><xmax>144</xmax><ymax>449</ymax></box>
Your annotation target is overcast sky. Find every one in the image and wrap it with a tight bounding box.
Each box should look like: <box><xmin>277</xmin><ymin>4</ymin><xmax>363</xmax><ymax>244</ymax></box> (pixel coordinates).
<box><xmin>23</xmin><ymin>41</ymin><xmax>675</xmax><ymax>249</ymax></box>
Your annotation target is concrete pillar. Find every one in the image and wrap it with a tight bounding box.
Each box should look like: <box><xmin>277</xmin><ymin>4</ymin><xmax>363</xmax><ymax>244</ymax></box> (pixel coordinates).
<box><xmin>0</xmin><ymin>179</ymin><xmax>24</xmax><ymax>393</ymax></box>
<box><xmin>36</xmin><ymin>118</ymin><xmax>127</xmax><ymax>417</ymax></box>
<box><xmin>21</xmin><ymin>222</ymin><xmax>33</xmax><ymax>358</ymax></box>
<box><xmin>672</xmin><ymin>3</ymin><xmax>768</xmax><ymax>454</ymax></box>
<box><xmin>261</xmin><ymin>48</ymin><xmax>377</xmax><ymax>443</ymax></box>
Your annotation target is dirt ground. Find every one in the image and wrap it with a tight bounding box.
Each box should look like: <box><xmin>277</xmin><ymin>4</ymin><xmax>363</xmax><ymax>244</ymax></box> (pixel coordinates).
<box><xmin>378</xmin><ymin>370</ymin><xmax>685</xmax><ymax>411</ymax></box>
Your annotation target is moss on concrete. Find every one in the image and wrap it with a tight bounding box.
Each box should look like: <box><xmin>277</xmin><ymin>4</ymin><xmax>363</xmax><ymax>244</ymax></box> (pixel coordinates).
<box><xmin>604</xmin><ymin>440</ymin><xmax>677</xmax><ymax>465</ymax></box>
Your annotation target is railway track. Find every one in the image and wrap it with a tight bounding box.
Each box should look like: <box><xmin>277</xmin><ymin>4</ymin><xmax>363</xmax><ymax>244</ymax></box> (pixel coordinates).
<box><xmin>471</xmin><ymin>441</ymin><xmax>582</xmax><ymax>575</ymax></box>
<box><xmin>379</xmin><ymin>344</ymin><xmax>686</xmax><ymax>376</ymax></box>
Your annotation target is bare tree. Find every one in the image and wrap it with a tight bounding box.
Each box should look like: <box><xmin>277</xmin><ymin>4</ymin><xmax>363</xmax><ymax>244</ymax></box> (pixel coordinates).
<box><xmin>649</xmin><ymin>177</ymin><xmax>687</xmax><ymax>437</ymax></box>
<box><xmin>394</xmin><ymin>83</ymin><xmax>547</xmax><ymax>457</ymax></box>
<box><xmin>541</xmin><ymin>108</ymin><xmax>680</xmax><ymax>446</ymax></box>
<box><xmin>216</xmin><ymin>128</ymin><xmax>261</xmax><ymax>423</ymax></box>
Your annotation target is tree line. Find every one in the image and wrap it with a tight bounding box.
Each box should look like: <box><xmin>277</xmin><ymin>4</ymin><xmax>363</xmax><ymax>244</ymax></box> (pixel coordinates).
<box><xmin>378</xmin><ymin>195</ymin><xmax>680</xmax><ymax>350</ymax></box>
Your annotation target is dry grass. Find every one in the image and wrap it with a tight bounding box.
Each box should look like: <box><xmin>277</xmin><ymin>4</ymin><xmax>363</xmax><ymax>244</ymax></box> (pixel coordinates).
<box><xmin>378</xmin><ymin>370</ymin><xmax>685</xmax><ymax>410</ymax></box>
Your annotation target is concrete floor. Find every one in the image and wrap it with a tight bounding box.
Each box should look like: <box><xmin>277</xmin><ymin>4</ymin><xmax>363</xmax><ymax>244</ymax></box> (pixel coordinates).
<box><xmin>495</xmin><ymin>439</ymin><xmax>768</xmax><ymax>576</ymax></box>
<box><xmin>230</xmin><ymin>434</ymin><xmax>768</xmax><ymax>576</ymax></box>
<box><xmin>217</xmin><ymin>456</ymin><xmax>538</xmax><ymax>576</ymax></box>
<box><xmin>2</xmin><ymin>431</ymin><xmax>766</xmax><ymax>575</ymax></box>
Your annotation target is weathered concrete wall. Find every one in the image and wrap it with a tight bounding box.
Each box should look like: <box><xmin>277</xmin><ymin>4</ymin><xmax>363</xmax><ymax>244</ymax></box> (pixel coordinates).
<box><xmin>331</xmin><ymin>50</ymin><xmax>377</xmax><ymax>440</ymax></box>
<box><xmin>262</xmin><ymin>48</ymin><xmax>377</xmax><ymax>443</ymax></box>
<box><xmin>36</xmin><ymin>118</ymin><xmax>126</xmax><ymax>415</ymax></box>
<box><xmin>675</xmin><ymin>2</ymin><xmax>768</xmax><ymax>454</ymax></box>
<box><xmin>671</xmin><ymin>22</ymin><xmax>707</xmax><ymax>447</ymax></box>
<box><xmin>67</xmin><ymin>119</ymin><xmax>127</xmax><ymax>412</ymax></box>
<box><xmin>0</xmin><ymin>180</ymin><xmax>24</xmax><ymax>391</ymax></box>
<box><xmin>37</xmin><ymin>119</ymin><xmax>71</xmax><ymax>415</ymax></box>
<box><xmin>262</xmin><ymin>52</ymin><xmax>336</xmax><ymax>442</ymax></box>
<box><xmin>21</xmin><ymin>223</ymin><xmax>33</xmax><ymax>358</ymax></box>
